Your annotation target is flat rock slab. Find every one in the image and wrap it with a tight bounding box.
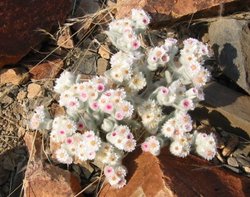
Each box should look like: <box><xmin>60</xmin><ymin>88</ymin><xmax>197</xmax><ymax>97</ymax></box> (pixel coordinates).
<box><xmin>99</xmin><ymin>148</ymin><xmax>250</xmax><ymax>197</ymax></box>
<box><xmin>209</xmin><ymin>18</ymin><xmax>250</xmax><ymax>94</ymax></box>
<box><xmin>0</xmin><ymin>0</ymin><xmax>72</xmax><ymax>68</ymax></box>
<box><xmin>202</xmin><ymin>82</ymin><xmax>250</xmax><ymax>138</ymax></box>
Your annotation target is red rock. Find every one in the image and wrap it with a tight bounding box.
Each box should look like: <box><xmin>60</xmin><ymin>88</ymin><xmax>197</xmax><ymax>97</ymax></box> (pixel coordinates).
<box><xmin>0</xmin><ymin>0</ymin><xmax>72</xmax><ymax>68</ymax></box>
<box><xmin>24</xmin><ymin>161</ymin><xmax>82</xmax><ymax>197</ymax></box>
<box><xmin>29</xmin><ymin>59</ymin><xmax>64</xmax><ymax>80</ymax></box>
<box><xmin>23</xmin><ymin>132</ymin><xmax>44</xmax><ymax>161</ymax></box>
<box><xmin>116</xmin><ymin>0</ymin><xmax>244</xmax><ymax>26</ymax></box>
<box><xmin>99</xmin><ymin>148</ymin><xmax>250</xmax><ymax>197</ymax></box>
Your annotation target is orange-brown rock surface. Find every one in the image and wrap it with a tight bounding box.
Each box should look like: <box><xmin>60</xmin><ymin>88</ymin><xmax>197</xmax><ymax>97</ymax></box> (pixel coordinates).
<box><xmin>29</xmin><ymin>59</ymin><xmax>64</xmax><ymax>80</ymax></box>
<box><xmin>23</xmin><ymin>161</ymin><xmax>82</xmax><ymax>197</ymax></box>
<box><xmin>116</xmin><ymin>0</ymin><xmax>248</xmax><ymax>26</ymax></box>
<box><xmin>0</xmin><ymin>0</ymin><xmax>72</xmax><ymax>68</ymax></box>
<box><xmin>99</xmin><ymin>148</ymin><xmax>250</xmax><ymax>197</ymax></box>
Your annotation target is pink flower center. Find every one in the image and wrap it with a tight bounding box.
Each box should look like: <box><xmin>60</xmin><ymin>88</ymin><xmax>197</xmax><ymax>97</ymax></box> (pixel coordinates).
<box><xmin>105</xmin><ymin>103</ymin><xmax>113</xmax><ymax>111</ymax></box>
<box><xmin>143</xmin><ymin>18</ymin><xmax>148</xmax><ymax>24</ymax></box>
<box><xmin>97</xmin><ymin>84</ymin><xmax>105</xmax><ymax>92</ymax></box>
<box><xmin>132</xmin><ymin>41</ymin><xmax>140</xmax><ymax>49</ymax></box>
<box><xmin>59</xmin><ymin>130</ymin><xmax>65</xmax><ymax>135</ymax></box>
<box><xmin>66</xmin><ymin>138</ymin><xmax>73</xmax><ymax>144</ymax></box>
<box><xmin>161</xmin><ymin>87</ymin><xmax>169</xmax><ymax>95</ymax></box>
<box><xmin>183</xmin><ymin>100</ymin><xmax>190</xmax><ymax>108</ymax></box>
<box><xmin>161</xmin><ymin>55</ymin><xmax>168</xmax><ymax>62</ymax></box>
<box><xmin>69</xmin><ymin>101</ymin><xmax>76</xmax><ymax>107</ymax></box>
<box><xmin>112</xmin><ymin>132</ymin><xmax>117</xmax><ymax>137</ymax></box>
<box><xmin>115</xmin><ymin>112</ymin><xmax>124</xmax><ymax>120</ymax></box>
<box><xmin>78</xmin><ymin>123</ymin><xmax>84</xmax><ymax>129</ymax></box>
<box><xmin>81</xmin><ymin>92</ymin><xmax>87</xmax><ymax>98</ymax></box>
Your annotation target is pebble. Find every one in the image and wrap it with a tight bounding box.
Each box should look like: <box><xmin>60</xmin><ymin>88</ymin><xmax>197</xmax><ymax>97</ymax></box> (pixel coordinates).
<box><xmin>227</xmin><ymin>157</ymin><xmax>239</xmax><ymax>167</ymax></box>
<box><xmin>17</xmin><ymin>90</ymin><xmax>27</xmax><ymax>101</ymax></box>
<box><xmin>27</xmin><ymin>83</ymin><xmax>42</xmax><ymax>99</ymax></box>
<box><xmin>222</xmin><ymin>135</ymin><xmax>239</xmax><ymax>157</ymax></box>
<box><xmin>243</xmin><ymin>166</ymin><xmax>250</xmax><ymax>174</ymax></box>
<box><xmin>97</xmin><ymin>58</ymin><xmax>108</xmax><ymax>76</ymax></box>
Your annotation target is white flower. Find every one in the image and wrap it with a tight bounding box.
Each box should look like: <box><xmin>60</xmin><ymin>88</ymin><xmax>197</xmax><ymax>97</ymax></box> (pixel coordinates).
<box><xmin>194</xmin><ymin>132</ymin><xmax>217</xmax><ymax>160</ymax></box>
<box><xmin>131</xmin><ymin>9</ymin><xmax>151</xmax><ymax>30</ymax></box>
<box><xmin>141</xmin><ymin>136</ymin><xmax>161</xmax><ymax>156</ymax></box>
<box><xmin>147</xmin><ymin>46</ymin><xmax>169</xmax><ymax>71</ymax></box>
<box><xmin>30</xmin><ymin>105</ymin><xmax>51</xmax><ymax>130</ymax></box>
<box><xmin>54</xmin><ymin>71</ymin><xmax>76</xmax><ymax>94</ymax></box>
<box><xmin>169</xmin><ymin>139</ymin><xmax>190</xmax><ymax>158</ymax></box>
<box><xmin>55</xmin><ymin>147</ymin><xmax>73</xmax><ymax>164</ymax></box>
<box><xmin>161</xmin><ymin>121</ymin><xmax>175</xmax><ymax>138</ymax></box>
<box><xmin>128</xmin><ymin>72</ymin><xmax>146</xmax><ymax>91</ymax></box>
<box><xmin>106</xmin><ymin>125</ymin><xmax>135</xmax><ymax>152</ymax></box>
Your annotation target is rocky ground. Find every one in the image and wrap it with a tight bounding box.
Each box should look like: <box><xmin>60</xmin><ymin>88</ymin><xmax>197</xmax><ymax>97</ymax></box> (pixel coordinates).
<box><xmin>0</xmin><ymin>0</ymin><xmax>250</xmax><ymax>197</ymax></box>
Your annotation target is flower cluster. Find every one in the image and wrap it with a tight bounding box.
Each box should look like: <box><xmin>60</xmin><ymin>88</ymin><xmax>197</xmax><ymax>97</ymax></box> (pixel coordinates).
<box><xmin>51</xmin><ymin>116</ymin><xmax>101</xmax><ymax>163</ymax></box>
<box><xmin>30</xmin><ymin>105</ymin><xmax>52</xmax><ymax>130</ymax></box>
<box><xmin>104</xmin><ymin>165</ymin><xmax>127</xmax><ymax>188</ymax></box>
<box><xmin>141</xmin><ymin>136</ymin><xmax>161</xmax><ymax>156</ymax></box>
<box><xmin>106</xmin><ymin>125</ymin><xmax>136</xmax><ymax>152</ymax></box>
<box><xmin>194</xmin><ymin>132</ymin><xmax>217</xmax><ymax>160</ymax></box>
<box><xmin>106</xmin><ymin>9</ymin><xmax>150</xmax><ymax>52</ymax></box>
<box><xmin>29</xmin><ymin>9</ymin><xmax>217</xmax><ymax>189</ymax></box>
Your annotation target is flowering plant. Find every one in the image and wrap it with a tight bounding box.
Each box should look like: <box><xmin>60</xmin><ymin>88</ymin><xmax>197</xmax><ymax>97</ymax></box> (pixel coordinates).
<box><xmin>30</xmin><ymin>9</ymin><xmax>216</xmax><ymax>188</ymax></box>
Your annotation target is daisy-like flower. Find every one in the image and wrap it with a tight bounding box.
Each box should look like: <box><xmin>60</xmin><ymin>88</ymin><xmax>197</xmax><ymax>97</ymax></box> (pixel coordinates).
<box><xmin>128</xmin><ymin>72</ymin><xmax>147</xmax><ymax>91</ymax></box>
<box><xmin>161</xmin><ymin>121</ymin><xmax>175</xmax><ymax>138</ymax></box>
<box><xmin>114</xmin><ymin>111</ymin><xmax>125</xmax><ymax>120</ymax></box>
<box><xmin>118</xmin><ymin>101</ymin><xmax>134</xmax><ymax>118</ymax></box>
<box><xmin>131</xmin><ymin>9</ymin><xmax>151</xmax><ymax>30</ymax></box>
<box><xmin>106</xmin><ymin>125</ymin><xmax>135</xmax><ymax>152</ymax></box>
<box><xmin>138</xmin><ymin>100</ymin><xmax>163</xmax><ymax>132</ymax></box>
<box><xmin>147</xmin><ymin>46</ymin><xmax>169</xmax><ymax>71</ymax></box>
<box><xmin>55</xmin><ymin>147</ymin><xmax>73</xmax><ymax>164</ymax></box>
<box><xmin>192</xmin><ymin>67</ymin><xmax>210</xmax><ymax>87</ymax></box>
<box><xmin>30</xmin><ymin>105</ymin><xmax>51</xmax><ymax>130</ymax></box>
<box><xmin>141</xmin><ymin>136</ymin><xmax>161</xmax><ymax>156</ymax></box>
<box><xmin>169</xmin><ymin>139</ymin><xmax>190</xmax><ymax>158</ymax></box>
<box><xmin>54</xmin><ymin>71</ymin><xmax>76</xmax><ymax>94</ymax></box>
<box><xmin>194</xmin><ymin>132</ymin><xmax>217</xmax><ymax>160</ymax></box>
<box><xmin>51</xmin><ymin>116</ymin><xmax>77</xmax><ymax>143</ymax></box>
<box><xmin>179</xmin><ymin>98</ymin><xmax>194</xmax><ymax>111</ymax></box>
<box><xmin>104</xmin><ymin>165</ymin><xmax>127</xmax><ymax>188</ymax></box>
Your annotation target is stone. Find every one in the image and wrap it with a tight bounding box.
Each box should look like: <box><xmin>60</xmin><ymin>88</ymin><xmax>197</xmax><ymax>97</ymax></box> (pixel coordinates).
<box><xmin>99</xmin><ymin>148</ymin><xmax>250</xmax><ymax>197</ymax></box>
<box><xmin>243</xmin><ymin>166</ymin><xmax>250</xmax><ymax>174</ymax></box>
<box><xmin>27</xmin><ymin>83</ymin><xmax>42</xmax><ymax>99</ymax></box>
<box><xmin>115</xmin><ymin>0</ymin><xmax>242</xmax><ymax>26</ymax></box>
<box><xmin>97</xmin><ymin>58</ymin><xmax>108</xmax><ymax>76</ymax></box>
<box><xmin>227</xmin><ymin>157</ymin><xmax>239</xmax><ymax>167</ymax></box>
<box><xmin>50</xmin><ymin>103</ymin><xmax>66</xmax><ymax>117</ymax></box>
<box><xmin>202</xmin><ymin>82</ymin><xmax>250</xmax><ymax>138</ymax></box>
<box><xmin>23</xmin><ymin>132</ymin><xmax>44</xmax><ymax>161</ymax></box>
<box><xmin>23</xmin><ymin>161</ymin><xmax>82</xmax><ymax>197</ymax></box>
<box><xmin>98</xmin><ymin>44</ymin><xmax>110</xmax><ymax>60</ymax></box>
<box><xmin>29</xmin><ymin>59</ymin><xmax>64</xmax><ymax>80</ymax></box>
<box><xmin>57</xmin><ymin>27</ymin><xmax>74</xmax><ymax>49</ymax></box>
<box><xmin>0</xmin><ymin>0</ymin><xmax>72</xmax><ymax>68</ymax></box>
<box><xmin>209</xmin><ymin>19</ymin><xmax>250</xmax><ymax>94</ymax></box>
<box><xmin>0</xmin><ymin>68</ymin><xmax>29</xmax><ymax>85</ymax></box>
<box><xmin>222</xmin><ymin>135</ymin><xmax>239</xmax><ymax>157</ymax></box>
<box><xmin>17</xmin><ymin>90</ymin><xmax>27</xmax><ymax>101</ymax></box>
